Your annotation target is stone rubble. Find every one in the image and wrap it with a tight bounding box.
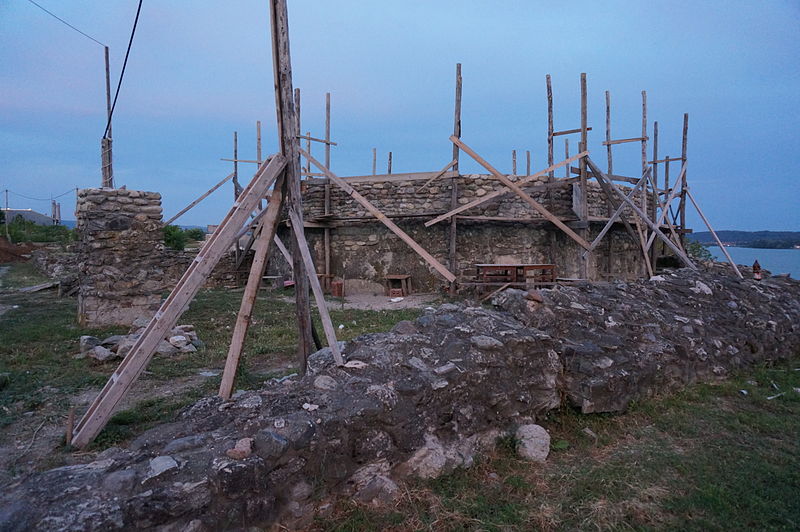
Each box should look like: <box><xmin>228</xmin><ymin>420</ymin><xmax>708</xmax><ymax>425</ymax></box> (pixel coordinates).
<box><xmin>0</xmin><ymin>264</ymin><xmax>798</xmax><ymax>531</ymax></box>
<box><xmin>75</xmin><ymin>324</ymin><xmax>202</xmax><ymax>362</ymax></box>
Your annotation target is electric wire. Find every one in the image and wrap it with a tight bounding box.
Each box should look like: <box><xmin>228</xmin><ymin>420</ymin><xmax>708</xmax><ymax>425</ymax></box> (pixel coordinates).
<box><xmin>7</xmin><ymin>188</ymin><xmax>76</xmax><ymax>202</ymax></box>
<box><xmin>103</xmin><ymin>0</ymin><xmax>143</xmax><ymax>139</ymax></box>
<box><xmin>25</xmin><ymin>0</ymin><xmax>106</xmax><ymax>47</ymax></box>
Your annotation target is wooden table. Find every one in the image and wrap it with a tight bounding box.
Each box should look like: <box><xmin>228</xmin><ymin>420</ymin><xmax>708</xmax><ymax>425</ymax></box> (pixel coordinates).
<box><xmin>474</xmin><ymin>263</ymin><xmax>556</xmax><ymax>289</ymax></box>
<box><xmin>383</xmin><ymin>274</ymin><xmax>412</xmax><ymax>296</ymax></box>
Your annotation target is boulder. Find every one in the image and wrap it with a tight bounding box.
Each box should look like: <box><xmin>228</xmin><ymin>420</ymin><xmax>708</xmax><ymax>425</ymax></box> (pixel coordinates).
<box><xmin>515</xmin><ymin>424</ymin><xmax>550</xmax><ymax>462</ymax></box>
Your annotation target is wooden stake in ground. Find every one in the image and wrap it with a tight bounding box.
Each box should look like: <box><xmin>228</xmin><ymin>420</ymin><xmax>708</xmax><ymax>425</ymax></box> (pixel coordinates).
<box><xmin>269</xmin><ymin>0</ymin><xmax>315</xmax><ymax>370</ymax></box>
<box><xmin>686</xmin><ymin>189</ymin><xmax>742</xmax><ymax>278</ymax></box>
<box><xmin>72</xmin><ymin>155</ymin><xmax>287</xmax><ymax>448</ymax></box>
<box><xmin>450</xmin><ymin>63</ymin><xmax>462</xmax><ymax>293</ymax></box>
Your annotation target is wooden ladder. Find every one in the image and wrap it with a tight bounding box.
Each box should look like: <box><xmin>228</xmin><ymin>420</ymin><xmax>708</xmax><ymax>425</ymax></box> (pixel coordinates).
<box><xmin>71</xmin><ymin>155</ymin><xmax>287</xmax><ymax>448</ymax></box>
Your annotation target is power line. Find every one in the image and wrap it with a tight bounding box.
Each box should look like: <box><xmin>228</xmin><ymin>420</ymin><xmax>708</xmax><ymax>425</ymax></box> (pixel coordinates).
<box><xmin>8</xmin><ymin>188</ymin><xmax>76</xmax><ymax>202</ymax></box>
<box><xmin>25</xmin><ymin>0</ymin><xmax>106</xmax><ymax>47</ymax></box>
<box><xmin>103</xmin><ymin>0</ymin><xmax>143</xmax><ymax>139</ymax></box>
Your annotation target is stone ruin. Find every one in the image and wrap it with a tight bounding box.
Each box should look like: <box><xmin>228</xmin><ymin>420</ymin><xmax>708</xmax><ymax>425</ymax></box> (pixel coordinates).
<box><xmin>75</xmin><ymin>188</ymin><xmax>166</xmax><ymax>327</ymax></box>
<box><xmin>288</xmin><ymin>172</ymin><xmax>652</xmax><ymax>292</ymax></box>
<box><xmin>2</xmin><ymin>264</ymin><xmax>798</xmax><ymax>530</ymax></box>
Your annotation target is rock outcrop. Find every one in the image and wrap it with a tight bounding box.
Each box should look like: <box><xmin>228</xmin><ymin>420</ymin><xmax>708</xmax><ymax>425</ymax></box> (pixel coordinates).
<box><xmin>1</xmin><ymin>265</ymin><xmax>798</xmax><ymax>531</ymax></box>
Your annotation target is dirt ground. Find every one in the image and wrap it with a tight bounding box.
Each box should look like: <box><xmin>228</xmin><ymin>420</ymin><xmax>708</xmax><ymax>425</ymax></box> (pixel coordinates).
<box><xmin>279</xmin><ymin>292</ymin><xmax>440</xmax><ymax>311</ymax></box>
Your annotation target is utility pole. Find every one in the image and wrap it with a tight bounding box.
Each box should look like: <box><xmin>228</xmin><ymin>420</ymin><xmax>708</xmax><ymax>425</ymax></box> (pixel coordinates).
<box><xmin>101</xmin><ymin>46</ymin><xmax>114</xmax><ymax>188</ymax></box>
<box><xmin>4</xmin><ymin>189</ymin><xmax>9</xmax><ymax>241</ymax></box>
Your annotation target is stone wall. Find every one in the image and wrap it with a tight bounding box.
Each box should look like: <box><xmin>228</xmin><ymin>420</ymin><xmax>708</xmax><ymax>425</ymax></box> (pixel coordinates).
<box><xmin>277</xmin><ymin>174</ymin><xmax>650</xmax><ymax>291</ymax></box>
<box><xmin>3</xmin><ymin>265</ymin><xmax>798</xmax><ymax>531</ymax></box>
<box><xmin>76</xmin><ymin>188</ymin><xmax>166</xmax><ymax>327</ymax></box>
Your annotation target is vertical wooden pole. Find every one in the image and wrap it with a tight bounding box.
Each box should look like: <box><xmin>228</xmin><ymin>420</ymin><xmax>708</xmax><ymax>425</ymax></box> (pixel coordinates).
<box><xmin>232</xmin><ymin>132</ymin><xmax>240</xmax><ymax>200</ymax></box>
<box><xmin>256</xmin><ymin>121</ymin><xmax>262</xmax><ymax>164</ymax></box>
<box><xmin>605</xmin><ymin>90</ymin><xmax>612</xmax><ymax>176</ymax></box>
<box><xmin>564</xmin><ymin>139</ymin><xmax>570</xmax><ymax>178</ymax></box>
<box><xmin>526</xmin><ymin>150</ymin><xmax>531</xmax><ymax>176</ymax></box>
<box><xmin>680</xmin><ymin>113</ymin><xmax>689</xmax><ymax>247</ymax></box>
<box><xmin>641</xmin><ymin>91</ymin><xmax>654</xmax><ymax>272</ymax></box>
<box><xmin>512</xmin><ymin>150</ymin><xmax>517</xmax><ymax>175</ymax></box>
<box><xmin>449</xmin><ymin>63</ymin><xmax>462</xmax><ymax>294</ymax></box>
<box><xmin>305</xmin><ymin>130</ymin><xmax>311</xmax><ymax>175</ymax></box>
<box><xmin>387</xmin><ymin>152</ymin><xmax>392</xmax><ymax>174</ymax></box>
<box><xmin>324</xmin><ymin>92</ymin><xmax>332</xmax><ymax>281</ymax></box>
<box><xmin>579</xmin><ymin>73</ymin><xmax>589</xmax><ymax>279</ymax></box>
<box><xmin>270</xmin><ymin>0</ymin><xmax>314</xmax><ymax>371</ymax></box>
<box><xmin>372</xmin><ymin>148</ymin><xmax>377</xmax><ymax>175</ymax></box>
<box><xmin>101</xmin><ymin>46</ymin><xmax>113</xmax><ymax>188</ymax></box>
<box><xmin>546</xmin><ymin>74</ymin><xmax>554</xmax><ymax>181</ymax></box>
<box><xmin>651</xmin><ymin>120</ymin><xmax>659</xmax><ymax>260</ymax></box>
<box><xmin>3</xmin><ymin>189</ymin><xmax>8</xmax><ymax>241</ymax></box>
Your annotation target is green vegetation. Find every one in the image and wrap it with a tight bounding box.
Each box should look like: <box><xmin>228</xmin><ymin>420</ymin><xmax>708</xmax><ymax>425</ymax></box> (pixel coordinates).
<box><xmin>163</xmin><ymin>225</ymin><xmax>206</xmax><ymax>250</ymax></box>
<box><xmin>316</xmin><ymin>359</ymin><xmax>800</xmax><ymax>530</ymax></box>
<box><xmin>0</xmin><ymin>261</ymin><xmax>421</xmax><ymax>449</ymax></box>
<box><xmin>2</xmin><ymin>217</ymin><xmax>74</xmax><ymax>245</ymax></box>
<box><xmin>686</xmin><ymin>240</ymin><xmax>714</xmax><ymax>261</ymax></box>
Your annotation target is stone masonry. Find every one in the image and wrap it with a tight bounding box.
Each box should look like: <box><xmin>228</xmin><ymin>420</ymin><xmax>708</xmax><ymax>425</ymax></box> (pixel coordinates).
<box><xmin>76</xmin><ymin>188</ymin><xmax>166</xmax><ymax>327</ymax></box>
<box><xmin>282</xmin><ymin>173</ymin><xmax>652</xmax><ymax>291</ymax></box>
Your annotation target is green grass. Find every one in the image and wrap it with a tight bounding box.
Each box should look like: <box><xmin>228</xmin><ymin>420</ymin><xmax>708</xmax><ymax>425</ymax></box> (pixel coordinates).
<box><xmin>315</xmin><ymin>358</ymin><xmax>800</xmax><ymax>531</ymax></box>
<box><xmin>0</xmin><ymin>262</ymin><xmax>51</xmax><ymax>290</ymax></box>
<box><xmin>0</xmin><ymin>262</ymin><xmax>422</xmax><ymax>451</ymax></box>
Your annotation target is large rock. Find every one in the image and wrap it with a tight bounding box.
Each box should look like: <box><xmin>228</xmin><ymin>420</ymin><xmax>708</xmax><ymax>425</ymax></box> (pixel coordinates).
<box><xmin>515</xmin><ymin>424</ymin><xmax>550</xmax><ymax>462</ymax></box>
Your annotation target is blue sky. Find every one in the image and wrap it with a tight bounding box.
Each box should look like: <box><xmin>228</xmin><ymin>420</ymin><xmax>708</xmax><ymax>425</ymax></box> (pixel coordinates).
<box><xmin>1</xmin><ymin>1</ymin><xmax>798</xmax><ymax>231</ymax></box>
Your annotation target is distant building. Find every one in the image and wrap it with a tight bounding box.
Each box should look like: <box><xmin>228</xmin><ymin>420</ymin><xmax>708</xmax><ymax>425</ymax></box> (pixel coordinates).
<box><xmin>1</xmin><ymin>208</ymin><xmax>56</xmax><ymax>226</ymax></box>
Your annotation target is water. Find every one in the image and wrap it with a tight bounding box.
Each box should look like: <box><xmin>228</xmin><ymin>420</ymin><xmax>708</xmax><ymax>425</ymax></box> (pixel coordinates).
<box><xmin>709</xmin><ymin>246</ymin><xmax>800</xmax><ymax>277</ymax></box>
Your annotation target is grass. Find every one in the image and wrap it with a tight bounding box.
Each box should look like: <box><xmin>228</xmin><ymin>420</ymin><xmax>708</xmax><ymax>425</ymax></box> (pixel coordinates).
<box><xmin>0</xmin><ymin>262</ymin><xmax>422</xmax><ymax>451</ymax></box>
<box><xmin>315</xmin><ymin>358</ymin><xmax>800</xmax><ymax>531</ymax></box>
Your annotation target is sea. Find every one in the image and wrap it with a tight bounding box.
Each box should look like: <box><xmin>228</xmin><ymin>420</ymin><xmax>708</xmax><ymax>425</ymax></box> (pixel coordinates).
<box><xmin>710</xmin><ymin>246</ymin><xmax>799</xmax><ymax>277</ymax></box>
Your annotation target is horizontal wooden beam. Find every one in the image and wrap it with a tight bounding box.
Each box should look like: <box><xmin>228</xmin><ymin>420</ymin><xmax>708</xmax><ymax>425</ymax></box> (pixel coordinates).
<box><xmin>648</xmin><ymin>156</ymin><xmax>683</xmax><ymax>164</ymax></box>
<box><xmin>305</xmin><ymin>170</ymin><xmax>458</xmax><ymax>185</ymax></box>
<box><xmin>601</xmin><ymin>136</ymin><xmax>648</xmax><ymax>146</ymax></box>
<box><xmin>221</xmin><ymin>158</ymin><xmax>260</xmax><ymax>164</ymax></box>
<box><xmin>552</xmin><ymin>127</ymin><xmax>593</xmax><ymax>137</ymax></box>
<box><xmin>296</xmin><ymin>134</ymin><xmax>337</xmax><ymax>146</ymax></box>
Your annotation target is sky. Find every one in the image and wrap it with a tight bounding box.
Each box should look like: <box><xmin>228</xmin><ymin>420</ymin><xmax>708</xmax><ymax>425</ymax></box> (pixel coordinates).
<box><xmin>1</xmin><ymin>0</ymin><xmax>799</xmax><ymax>231</ymax></box>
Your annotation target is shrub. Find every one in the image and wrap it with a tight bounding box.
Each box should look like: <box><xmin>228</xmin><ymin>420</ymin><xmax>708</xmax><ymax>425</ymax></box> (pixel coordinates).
<box><xmin>184</xmin><ymin>227</ymin><xmax>206</xmax><ymax>241</ymax></box>
<box><xmin>163</xmin><ymin>225</ymin><xmax>188</xmax><ymax>251</ymax></box>
<box><xmin>686</xmin><ymin>240</ymin><xmax>714</xmax><ymax>262</ymax></box>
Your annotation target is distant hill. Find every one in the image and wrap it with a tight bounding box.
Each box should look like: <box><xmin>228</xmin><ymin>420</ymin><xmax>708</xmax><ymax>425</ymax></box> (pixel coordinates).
<box><xmin>688</xmin><ymin>231</ymin><xmax>800</xmax><ymax>249</ymax></box>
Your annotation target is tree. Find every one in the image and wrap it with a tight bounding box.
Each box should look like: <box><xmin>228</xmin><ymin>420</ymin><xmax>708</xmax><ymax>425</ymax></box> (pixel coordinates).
<box><xmin>686</xmin><ymin>240</ymin><xmax>713</xmax><ymax>262</ymax></box>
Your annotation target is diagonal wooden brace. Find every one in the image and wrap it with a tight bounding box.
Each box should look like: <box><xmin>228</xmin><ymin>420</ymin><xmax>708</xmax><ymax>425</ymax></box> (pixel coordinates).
<box><xmin>425</xmin><ymin>151</ymin><xmax>588</xmax><ymax>227</ymax></box>
<box><xmin>644</xmin><ymin>163</ymin><xmax>686</xmax><ymax>252</ymax></box>
<box><xmin>583</xmin><ymin>168</ymin><xmax>650</xmax><ymax>257</ymax></box>
<box><xmin>299</xmin><ymin>147</ymin><xmax>456</xmax><ymax>283</ymax></box>
<box><xmin>450</xmin><ymin>136</ymin><xmax>592</xmax><ymax>251</ymax></box>
<box><xmin>585</xmin><ymin>157</ymin><xmax>695</xmax><ymax>269</ymax></box>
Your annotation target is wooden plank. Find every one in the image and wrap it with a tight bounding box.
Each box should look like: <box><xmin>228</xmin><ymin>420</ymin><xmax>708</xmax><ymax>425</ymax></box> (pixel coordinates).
<box><xmin>583</xmin><ymin>168</ymin><xmax>649</xmax><ymax>255</ymax></box>
<box><xmin>73</xmin><ymin>155</ymin><xmax>287</xmax><ymax>448</ymax></box>
<box><xmin>300</xmin><ymin>147</ymin><xmax>456</xmax><ymax>283</ymax></box>
<box><xmin>646</xmin><ymin>173</ymin><xmax>685</xmax><ymax>255</ymax></box>
<box><xmin>601</xmin><ymin>136</ymin><xmax>648</xmax><ymax>146</ymax></box>
<box><xmin>297</xmin><ymin>134</ymin><xmax>337</xmax><ymax>146</ymax></box>
<box><xmin>164</xmin><ymin>173</ymin><xmax>234</xmax><ymax>226</ymax></box>
<box><xmin>552</xmin><ymin>127</ymin><xmax>593</xmax><ymax>137</ymax></box>
<box><xmin>686</xmin><ymin>189</ymin><xmax>742</xmax><ymax>278</ymax></box>
<box><xmin>546</xmin><ymin>74</ymin><xmax>554</xmax><ymax>181</ymax></box>
<box><xmin>372</xmin><ymin>148</ymin><xmax>377</xmax><ymax>175</ymax></box>
<box><xmin>526</xmin><ymin>150</ymin><xmax>531</xmax><ymax>176</ymax></box>
<box><xmin>451</xmin><ymin>136</ymin><xmax>592</xmax><ymax>251</ymax></box>
<box><xmin>680</xmin><ymin>113</ymin><xmax>689</xmax><ymax>246</ymax></box>
<box><xmin>425</xmin><ymin>153</ymin><xmax>587</xmax><ymax>227</ymax></box>
<box><xmin>648</xmin><ymin>156</ymin><xmax>683</xmax><ymax>164</ymax></box>
<box><xmin>256</xmin><ymin>120</ymin><xmax>262</xmax><ymax>163</ymax></box>
<box><xmin>288</xmin><ymin>208</ymin><xmax>344</xmax><ymax>363</ymax></box>
<box><xmin>324</xmin><ymin>92</ymin><xmax>332</xmax><ymax>279</ymax></box>
<box><xmin>512</xmin><ymin>150</ymin><xmax>517</xmax><ymax>175</ymax></box>
<box><xmin>571</xmin><ymin>166</ymin><xmax>641</xmax><ymax>185</ymax></box>
<box><xmin>450</xmin><ymin>63</ymin><xmax>462</xmax><ymax>292</ymax></box>
<box><xmin>415</xmin><ymin>159</ymin><xmax>458</xmax><ymax>192</ymax></box>
<box><xmin>219</xmin><ymin>169</ymin><xmax>289</xmax><ymax>399</ymax></box>
<box><xmin>221</xmin><ymin>158</ymin><xmax>261</xmax><ymax>164</ymax></box>
<box><xmin>585</xmin><ymin>157</ymin><xmax>695</xmax><ymax>269</ymax></box>
<box><xmin>387</xmin><ymin>151</ymin><xmax>392</xmax><ymax>174</ymax></box>
<box><xmin>480</xmin><ymin>282</ymin><xmax>511</xmax><ymax>302</ymax></box>
<box><xmin>270</xmin><ymin>0</ymin><xmax>315</xmax><ymax>370</ymax></box>
<box><xmin>273</xmin><ymin>233</ymin><xmax>293</xmax><ymax>268</ymax></box>
<box><xmin>605</xmin><ymin>91</ymin><xmax>613</xmax><ymax>177</ymax></box>
<box><xmin>644</xmin><ymin>163</ymin><xmax>687</xmax><ymax>251</ymax></box>
<box><xmin>579</xmin><ymin>73</ymin><xmax>589</xmax><ymax>278</ymax></box>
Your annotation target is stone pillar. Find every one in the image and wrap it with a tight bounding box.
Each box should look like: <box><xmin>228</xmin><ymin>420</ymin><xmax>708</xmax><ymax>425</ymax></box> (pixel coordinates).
<box><xmin>76</xmin><ymin>188</ymin><xmax>165</xmax><ymax>327</ymax></box>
